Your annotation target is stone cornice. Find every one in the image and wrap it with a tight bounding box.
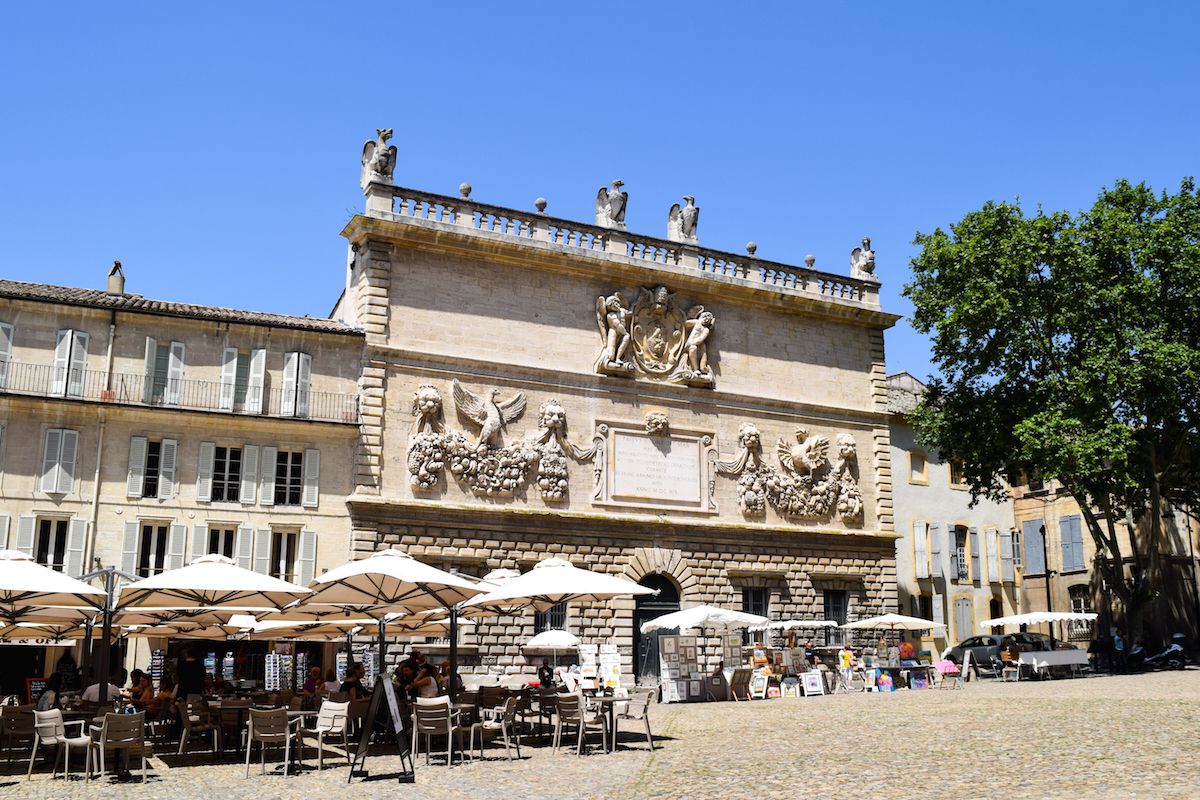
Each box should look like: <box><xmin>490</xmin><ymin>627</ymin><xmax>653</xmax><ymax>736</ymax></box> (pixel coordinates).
<box><xmin>365</xmin><ymin>341</ymin><xmax>891</xmax><ymax>429</ymax></box>
<box><xmin>345</xmin><ymin>494</ymin><xmax>901</xmax><ymax>547</ymax></box>
<box><xmin>341</xmin><ymin>212</ymin><xmax>902</xmax><ymax>331</ymax></box>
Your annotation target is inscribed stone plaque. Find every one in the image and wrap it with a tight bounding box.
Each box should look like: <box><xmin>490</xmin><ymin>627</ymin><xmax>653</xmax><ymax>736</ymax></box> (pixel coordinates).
<box><xmin>611</xmin><ymin>431</ymin><xmax>701</xmax><ymax>504</ymax></box>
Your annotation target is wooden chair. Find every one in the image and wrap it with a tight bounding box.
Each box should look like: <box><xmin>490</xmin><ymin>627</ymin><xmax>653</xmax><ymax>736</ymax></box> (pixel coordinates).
<box><xmin>412</xmin><ymin>696</ymin><xmax>464</xmax><ymax>766</ymax></box>
<box><xmin>176</xmin><ymin>699</ymin><xmax>220</xmax><ymax>754</ymax></box>
<box><xmin>87</xmin><ymin>712</ymin><xmax>152</xmax><ymax>782</ymax></box>
<box><xmin>244</xmin><ymin>708</ymin><xmax>301</xmax><ymax>777</ymax></box>
<box><xmin>552</xmin><ymin>694</ymin><xmax>606</xmax><ymax>756</ymax></box>
<box><xmin>468</xmin><ymin>695</ymin><xmax>521</xmax><ymax>761</ymax></box>
<box><xmin>615</xmin><ymin>690</ymin><xmax>655</xmax><ymax>751</ymax></box>
<box><xmin>2</xmin><ymin>706</ymin><xmax>37</xmax><ymax>769</ymax></box>
<box><xmin>27</xmin><ymin>709</ymin><xmax>90</xmax><ymax>780</ymax></box>
<box><xmin>307</xmin><ymin>700</ymin><xmax>350</xmax><ymax>770</ymax></box>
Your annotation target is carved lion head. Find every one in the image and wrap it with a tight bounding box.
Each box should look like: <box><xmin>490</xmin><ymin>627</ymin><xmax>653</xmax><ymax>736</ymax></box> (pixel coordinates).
<box><xmin>411</xmin><ymin>384</ymin><xmax>442</xmax><ymax>418</ymax></box>
<box><xmin>836</xmin><ymin>433</ymin><xmax>857</xmax><ymax>460</ymax></box>
<box><xmin>737</xmin><ymin>422</ymin><xmax>762</xmax><ymax>451</ymax></box>
<box><xmin>538</xmin><ymin>399</ymin><xmax>567</xmax><ymax>432</ymax></box>
<box><xmin>645</xmin><ymin>411</ymin><xmax>670</xmax><ymax>436</ymax></box>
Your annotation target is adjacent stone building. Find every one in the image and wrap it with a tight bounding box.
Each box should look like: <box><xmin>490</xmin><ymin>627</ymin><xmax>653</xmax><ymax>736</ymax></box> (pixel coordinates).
<box><xmin>888</xmin><ymin>372</ymin><xmax>1021</xmax><ymax>654</ymax></box>
<box><xmin>337</xmin><ymin>140</ymin><xmax>902</xmax><ymax>681</ymax></box>
<box><xmin>0</xmin><ymin>268</ymin><xmax>362</xmax><ymax>692</ymax></box>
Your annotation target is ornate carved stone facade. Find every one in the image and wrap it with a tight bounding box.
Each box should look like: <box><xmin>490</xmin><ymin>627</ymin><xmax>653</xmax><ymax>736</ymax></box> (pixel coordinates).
<box><xmin>342</xmin><ymin>136</ymin><xmax>901</xmax><ymax>680</ymax></box>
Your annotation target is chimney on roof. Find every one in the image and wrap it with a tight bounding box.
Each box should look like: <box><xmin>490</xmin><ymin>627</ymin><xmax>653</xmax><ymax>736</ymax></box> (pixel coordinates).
<box><xmin>106</xmin><ymin>261</ymin><xmax>125</xmax><ymax>296</ymax></box>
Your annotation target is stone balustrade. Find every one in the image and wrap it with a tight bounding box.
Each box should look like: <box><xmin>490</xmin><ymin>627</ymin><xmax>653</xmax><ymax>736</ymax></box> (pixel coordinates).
<box><xmin>366</xmin><ymin>182</ymin><xmax>880</xmax><ymax>308</ymax></box>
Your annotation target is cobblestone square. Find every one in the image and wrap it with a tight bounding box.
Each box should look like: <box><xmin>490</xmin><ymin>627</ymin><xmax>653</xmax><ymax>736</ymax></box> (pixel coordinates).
<box><xmin>6</xmin><ymin>671</ymin><xmax>1197</xmax><ymax>800</ymax></box>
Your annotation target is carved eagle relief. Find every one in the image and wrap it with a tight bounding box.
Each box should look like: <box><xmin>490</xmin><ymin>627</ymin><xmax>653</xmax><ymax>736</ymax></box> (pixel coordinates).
<box><xmin>452</xmin><ymin>379</ymin><xmax>527</xmax><ymax>448</ymax></box>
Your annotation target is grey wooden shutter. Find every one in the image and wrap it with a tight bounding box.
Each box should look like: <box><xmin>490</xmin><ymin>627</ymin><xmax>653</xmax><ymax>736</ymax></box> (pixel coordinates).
<box><xmin>297</xmin><ymin>529</ymin><xmax>317</xmax><ymax>586</ymax></box>
<box><xmin>191</xmin><ymin>523</ymin><xmax>209</xmax><ymax>563</ymax></box>
<box><xmin>40</xmin><ymin>428</ymin><xmax>62</xmax><ymax>492</ymax></box>
<box><xmin>954</xmin><ymin>597</ymin><xmax>974</xmax><ymax>642</ymax></box>
<box><xmin>56</xmin><ymin>429</ymin><xmax>79</xmax><ymax>494</ymax></box>
<box><xmin>1022</xmin><ymin>519</ymin><xmax>1045</xmax><ymax>575</ymax></box>
<box><xmin>302</xmin><ymin>448</ymin><xmax>320</xmax><ymax>508</ymax></box>
<box><xmin>166</xmin><ymin>524</ymin><xmax>187</xmax><ymax>570</ymax></box>
<box><xmin>914</xmin><ymin>521</ymin><xmax>929</xmax><ymax>579</ymax></box>
<box><xmin>999</xmin><ymin>530</ymin><xmax>1014</xmax><ymax>582</ymax></box>
<box><xmin>253</xmin><ymin>529</ymin><xmax>272</xmax><ymax>575</ymax></box>
<box><xmin>142</xmin><ymin>337</ymin><xmax>157</xmax><ymax>403</ymax></box>
<box><xmin>0</xmin><ymin>513</ymin><xmax>9</xmax><ymax>550</ymax></box>
<box><xmin>235</xmin><ymin>526</ymin><xmax>254</xmax><ymax>569</ymax></box>
<box><xmin>52</xmin><ymin>330</ymin><xmax>71</xmax><ymax>395</ymax></box>
<box><xmin>259</xmin><ymin>446</ymin><xmax>277</xmax><ymax>507</ymax></box>
<box><xmin>121</xmin><ymin>522</ymin><xmax>140</xmax><ymax>576</ymax></box>
<box><xmin>281</xmin><ymin>352</ymin><xmax>298</xmax><ymax>416</ymax></box>
<box><xmin>165</xmin><ymin>341</ymin><xmax>185</xmax><ymax>406</ymax></box>
<box><xmin>929</xmin><ymin>523</ymin><xmax>943</xmax><ymax>580</ymax></box>
<box><xmin>67</xmin><ymin>331</ymin><xmax>89</xmax><ymax>398</ymax></box>
<box><xmin>157</xmin><ymin>438</ymin><xmax>178</xmax><ymax>500</ymax></box>
<box><xmin>126</xmin><ymin>436</ymin><xmax>147</xmax><ymax>498</ymax></box>
<box><xmin>240</xmin><ymin>445</ymin><xmax>259</xmax><ymax>505</ymax></box>
<box><xmin>931</xmin><ymin>592</ymin><xmax>944</xmax><ymax>627</ymax></box>
<box><xmin>219</xmin><ymin>347</ymin><xmax>238</xmax><ymax>411</ymax></box>
<box><xmin>296</xmin><ymin>353</ymin><xmax>312</xmax><ymax>418</ymax></box>
<box><xmin>247</xmin><ymin>349</ymin><xmax>266</xmax><ymax>414</ymax></box>
<box><xmin>968</xmin><ymin>527</ymin><xmax>980</xmax><ymax>582</ymax></box>
<box><xmin>986</xmin><ymin>528</ymin><xmax>1000</xmax><ymax>583</ymax></box>
<box><xmin>66</xmin><ymin>518</ymin><xmax>88</xmax><ymax>577</ymax></box>
<box><xmin>15</xmin><ymin>514</ymin><xmax>36</xmax><ymax>555</ymax></box>
<box><xmin>0</xmin><ymin>321</ymin><xmax>12</xmax><ymax>389</ymax></box>
<box><xmin>196</xmin><ymin>442</ymin><xmax>215</xmax><ymax>502</ymax></box>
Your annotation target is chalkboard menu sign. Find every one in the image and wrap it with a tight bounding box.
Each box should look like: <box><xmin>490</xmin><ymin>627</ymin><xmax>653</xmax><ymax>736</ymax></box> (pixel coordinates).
<box><xmin>27</xmin><ymin>677</ymin><xmax>48</xmax><ymax>705</ymax></box>
<box><xmin>348</xmin><ymin>680</ymin><xmax>413</xmax><ymax>783</ymax></box>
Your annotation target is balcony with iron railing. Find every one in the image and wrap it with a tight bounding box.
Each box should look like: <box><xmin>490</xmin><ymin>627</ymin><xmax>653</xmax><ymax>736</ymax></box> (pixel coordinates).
<box><xmin>362</xmin><ymin>183</ymin><xmax>882</xmax><ymax>310</ymax></box>
<box><xmin>0</xmin><ymin>359</ymin><xmax>359</xmax><ymax>424</ymax></box>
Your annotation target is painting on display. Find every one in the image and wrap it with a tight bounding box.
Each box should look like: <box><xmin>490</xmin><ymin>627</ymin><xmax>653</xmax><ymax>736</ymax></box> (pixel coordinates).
<box><xmin>802</xmin><ymin>670</ymin><xmax>825</xmax><ymax>696</ymax></box>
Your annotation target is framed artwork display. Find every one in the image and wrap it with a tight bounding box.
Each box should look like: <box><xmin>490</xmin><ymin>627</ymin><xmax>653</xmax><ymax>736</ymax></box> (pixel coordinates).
<box><xmin>662</xmin><ymin>638</ymin><xmax>677</xmax><ymax>655</ymax></box>
<box><xmin>802</xmin><ymin>670</ymin><xmax>825</xmax><ymax>696</ymax></box>
<box><xmin>749</xmin><ymin>674</ymin><xmax>769</xmax><ymax>699</ymax></box>
<box><xmin>781</xmin><ymin>679</ymin><xmax>801</xmax><ymax>698</ymax></box>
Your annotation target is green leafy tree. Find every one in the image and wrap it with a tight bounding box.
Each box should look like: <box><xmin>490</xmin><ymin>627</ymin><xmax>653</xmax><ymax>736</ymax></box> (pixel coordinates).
<box><xmin>904</xmin><ymin>179</ymin><xmax>1200</xmax><ymax>638</ymax></box>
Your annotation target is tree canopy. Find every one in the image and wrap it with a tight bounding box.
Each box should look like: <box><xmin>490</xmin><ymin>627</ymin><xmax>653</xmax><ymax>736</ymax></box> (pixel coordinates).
<box><xmin>904</xmin><ymin>178</ymin><xmax>1200</xmax><ymax>630</ymax></box>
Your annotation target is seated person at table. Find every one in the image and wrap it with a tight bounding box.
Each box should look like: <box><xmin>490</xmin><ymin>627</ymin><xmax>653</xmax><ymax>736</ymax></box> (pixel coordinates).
<box><xmin>146</xmin><ymin>675</ymin><xmax>177</xmax><ymax>714</ymax></box>
<box><xmin>439</xmin><ymin>662</ymin><xmax>464</xmax><ymax>695</ymax></box>
<box><xmin>1001</xmin><ymin>641</ymin><xmax>1022</xmax><ymax>664</ymax></box>
<box><xmin>341</xmin><ymin>663</ymin><xmax>368</xmax><ymax>700</ymax></box>
<box><xmin>538</xmin><ymin>658</ymin><xmax>555</xmax><ymax>687</ymax></box>
<box><xmin>323</xmin><ymin>669</ymin><xmax>341</xmax><ymax>694</ymax></box>
<box><xmin>393</xmin><ymin>662</ymin><xmax>416</xmax><ymax>699</ymax></box>
<box><xmin>410</xmin><ymin>663</ymin><xmax>440</xmax><ymax>699</ymax></box>
<box><xmin>303</xmin><ymin>666</ymin><xmax>323</xmax><ymax>698</ymax></box>
<box><xmin>124</xmin><ymin>670</ymin><xmax>151</xmax><ymax>706</ymax></box>
<box><xmin>82</xmin><ymin>671</ymin><xmax>123</xmax><ymax>704</ymax></box>
<box><xmin>36</xmin><ymin>673</ymin><xmax>64</xmax><ymax>711</ymax></box>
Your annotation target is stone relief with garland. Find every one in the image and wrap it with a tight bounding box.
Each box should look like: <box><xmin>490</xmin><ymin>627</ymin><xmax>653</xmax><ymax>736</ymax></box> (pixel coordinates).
<box><xmin>406</xmin><ymin>384</ymin><xmax>865</xmax><ymax>525</ymax></box>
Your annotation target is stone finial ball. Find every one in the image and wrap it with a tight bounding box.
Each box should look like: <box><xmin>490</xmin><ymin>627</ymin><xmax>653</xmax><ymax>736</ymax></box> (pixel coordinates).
<box><xmin>535</xmin><ymin>197</ymin><xmax>548</xmax><ymax>213</ymax></box>
<box><xmin>804</xmin><ymin>254</ymin><xmax>816</xmax><ymax>268</ymax></box>
<box><xmin>745</xmin><ymin>242</ymin><xmax>757</xmax><ymax>255</ymax></box>
<box><xmin>459</xmin><ymin>182</ymin><xmax>472</xmax><ymax>198</ymax></box>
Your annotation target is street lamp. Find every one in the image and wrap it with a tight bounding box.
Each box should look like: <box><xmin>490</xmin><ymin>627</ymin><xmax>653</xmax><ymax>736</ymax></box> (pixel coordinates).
<box><xmin>1040</xmin><ymin>524</ymin><xmax>1057</xmax><ymax>649</ymax></box>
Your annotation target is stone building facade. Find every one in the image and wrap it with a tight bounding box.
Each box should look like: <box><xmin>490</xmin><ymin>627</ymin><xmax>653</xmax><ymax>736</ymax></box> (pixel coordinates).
<box><xmin>0</xmin><ymin>269</ymin><xmax>362</xmax><ymax>691</ymax></box>
<box><xmin>888</xmin><ymin>372</ymin><xmax>1021</xmax><ymax>654</ymax></box>
<box><xmin>336</xmin><ymin>147</ymin><xmax>902</xmax><ymax>680</ymax></box>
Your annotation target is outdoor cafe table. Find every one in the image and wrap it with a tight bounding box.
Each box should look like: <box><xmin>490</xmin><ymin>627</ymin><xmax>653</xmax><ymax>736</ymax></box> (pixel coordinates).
<box><xmin>586</xmin><ymin>695</ymin><xmax>620</xmax><ymax>753</ymax></box>
<box><xmin>1019</xmin><ymin>650</ymin><xmax>1089</xmax><ymax>677</ymax></box>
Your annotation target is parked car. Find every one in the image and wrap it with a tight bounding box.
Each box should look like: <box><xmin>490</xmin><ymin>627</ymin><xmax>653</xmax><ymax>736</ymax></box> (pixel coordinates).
<box><xmin>944</xmin><ymin>633</ymin><xmax>1077</xmax><ymax>667</ymax></box>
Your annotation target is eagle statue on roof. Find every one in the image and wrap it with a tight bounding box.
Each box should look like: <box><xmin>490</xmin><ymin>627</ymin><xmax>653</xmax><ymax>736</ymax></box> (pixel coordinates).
<box><xmin>360</xmin><ymin>128</ymin><xmax>398</xmax><ymax>190</ymax></box>
<box><xmin>667</xmin><ymin>195</ymin><xmax>700</xmax><ymax>243</ymax></box>
<box><xmin>595</xmin><ymin>179</ymin><xmax>628</xmax><ymax>229</ymax></box>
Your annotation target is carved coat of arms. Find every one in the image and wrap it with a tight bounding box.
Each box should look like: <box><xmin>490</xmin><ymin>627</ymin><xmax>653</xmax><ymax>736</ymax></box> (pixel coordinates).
<box><xmin>631</xmin><ymin>286</ymin><xmax>685</xmax><ymax>375</ymax></box>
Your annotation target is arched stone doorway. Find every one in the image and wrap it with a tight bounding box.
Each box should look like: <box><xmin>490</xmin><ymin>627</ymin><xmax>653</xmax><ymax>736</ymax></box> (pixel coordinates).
<box><xmin>633</xmin><ymin>574</ymin><xmax>681</xmax><ymax>686</ymax></box>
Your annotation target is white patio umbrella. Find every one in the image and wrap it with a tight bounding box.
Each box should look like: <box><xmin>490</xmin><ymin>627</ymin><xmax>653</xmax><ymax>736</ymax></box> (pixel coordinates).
<box><xmin>112</xmin><ymin>607</ymin><xmax>265</xmax><ymax>627</ymax></box>
<box><xmin>462</xmin><ymin>556</ymin><xmax>656</xmax><ymax>613</ymax></box>
<box><xmin>748</xmin><ymin>619</ymin><xmax>840</xmax><ymax>632</ymax></box>
<box><xmin>639</xmin><ymin>605</ymin><xmax>767</xmax><ymax>634</ymax></box>
<box><xmin>0</xmin><ymin>550</ymin><xmax>106</xmax><ymax>610</ymax></box>
<box><xmin>525</xmin><ymin>629</ymin><xmax>580</xmax><ymax>669</ymax></box>
<box><xmin>117</xmin><ymin>554</ymin><xmax>311</xmax><ymax>610</ymax></box>
<box><xmin>842</xmin><ymin>613</ymin><xmax>945</xmax><ymax>664</ymax></box>
<box><xmin>979</xmin><ymin>611</ymin><xmax>1098</xmax><ymax>628</ymax></box>
<box><xmin>253</xmin><ymin>615</ymin><xmax>471</xmax><ymax>641</ymax></box>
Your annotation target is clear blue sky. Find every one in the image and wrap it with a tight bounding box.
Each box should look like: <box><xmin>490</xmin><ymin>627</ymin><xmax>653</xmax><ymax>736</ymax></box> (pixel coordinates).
<box><xmin>2</xmin><ymin>3</ymin><xmax>1196</xmax><ymax>380</ymax></box>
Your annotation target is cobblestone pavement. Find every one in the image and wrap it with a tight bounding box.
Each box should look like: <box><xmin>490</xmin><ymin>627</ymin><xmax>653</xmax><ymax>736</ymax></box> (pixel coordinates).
<box><xmin>5</xmin><ymin>671</ymin><xmax>1197</xmax><ymax>799</ymax></box>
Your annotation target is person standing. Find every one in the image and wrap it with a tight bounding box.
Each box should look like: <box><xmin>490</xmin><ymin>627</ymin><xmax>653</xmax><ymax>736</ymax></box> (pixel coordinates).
<box><xmin>1113</xmin><ymin>628</ymin><xmax>1127</xmax><ymax>674</ymax></box>
<box><xmin>177</xmin><ymin>648</ymin><xmax>205</xmax><ymax>698</ymax></box>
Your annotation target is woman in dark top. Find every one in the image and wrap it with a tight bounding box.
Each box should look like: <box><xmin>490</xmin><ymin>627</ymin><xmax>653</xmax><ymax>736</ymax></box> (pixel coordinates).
<box><xmin>537</xmin><ymin>659</ymin><xmax>555</xmax><ymax>688</ymax></box>
<box><xmin>340</xmin><ymin>663</ymin><xmax>368</xmax><ymax>700</ymax></box>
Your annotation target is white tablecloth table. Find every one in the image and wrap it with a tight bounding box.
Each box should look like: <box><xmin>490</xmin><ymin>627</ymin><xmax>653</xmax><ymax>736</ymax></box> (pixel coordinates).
<box><xmin>1018</xmin><ymin>650</ymin><xmax>1089</xmax><ymax>676</ymax></box>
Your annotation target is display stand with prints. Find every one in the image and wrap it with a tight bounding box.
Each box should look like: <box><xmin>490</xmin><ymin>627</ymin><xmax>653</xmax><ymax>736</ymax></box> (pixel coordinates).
<box><xmin>658</xmin><ymin>634</ymin><xmax>704</xmax><ymax>702</ymax></box>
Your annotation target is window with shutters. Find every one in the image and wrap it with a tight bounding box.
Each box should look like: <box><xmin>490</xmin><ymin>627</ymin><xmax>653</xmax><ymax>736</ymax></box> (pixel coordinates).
<box><xmin>40</xmin><ymin>428</ymin><xmax>79</xmax><ymax>494</ymax></box>
<box><xmin>1021</xmin><ymin>520</ymin><xmax>1045</xmax><ymax>575</ymax></box>
<box><xmin>274</xmin><ymin>450</ymin><xmax>304</xmax><ymax>506</ymax></box>
<box><xmin>208</xmin><ymin>527</ymin><xmax>237</xmax><ymax>559</ymax></box>
<box><xmin>1011</xmin><ymin>529</ymin><xmax>1023</xmax><ymax>567</ymax></box>
<box><xmin>126</xmin><ymin>436</ymin><xmax>177</xmax><ymax>501</ymax></box>
<box><xmin>269</xmin><ymin>530</ymin><xmax>299</xmax><ymax>583</ymax></box>
<box><xmin>282</xmin><ymin>352</ymin><xmax>312</xmax><ymax>418</ymax></box>
<box><xmin>137</xmin><ymin>523</ymin><xmax>170</xmax><ymax>578</ymax></box>
<box><xmin>953</xmin><ymin>527</ymin><xmax>969</xmax><ymax>580</ymax></box>
<box><xmin>143</xmin><ymin>338</ymin><xmax>185</xmax><ymax>407</ymax></box>
<box><xmin>533</xmin><ymin>602</ymin><xmax>567</xmax><ymax>634</ymax></box>
<box><xmin>53</xmin><ymin>329</ymin><xmax>89</xmax><ymax>398</ymax></box>
<box><xmin>910</xmin><ymin>594</ymin><xmax>933</xmax><ymax>621</ymax></box>
<box><xmin>0</xmin><ymin>320</ymin><xmax>12</xmax><ymax>390</ymax></box>
<box><xmin>35</xmin><ymin>518</ymin><xmax>69</xmax><ymax>572</ymax></box>
<box><xmin>1067</xmin><ymin>585</ymin><xmax>1094</xmax><ymax>640</ymax></box>
<box><xmin>948</xmin><ymin>460</ymin><xmax>967</xmax><ymax>488</ymax></box>
<box><xmin>824</xmin><ymin>590</ymin><xmax>848</xmax><ymax>646</ymax></box>
<box><xmin>219</xmin><ymin>349</ymin><xmax>267</xmax><ymax>413</ymax></box>
<box><xmin>908</xmin><ymin>451</ymin><xmax>928</xmax><ymax>484</ymax></box>
<box><xmin>1060</xmin><ymin>515</ymin><xmax>1086</xmax><ymax>573</ymax></box>
<box><xmin>212</xmin><ymin>447</ymin><xmax>242</xmax><ymax>503</ymax></box>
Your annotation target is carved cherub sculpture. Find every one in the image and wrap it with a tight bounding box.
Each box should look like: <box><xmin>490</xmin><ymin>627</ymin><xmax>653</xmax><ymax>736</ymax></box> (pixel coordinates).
<box><xmin>594</xmin><ymin>292</ymin><xmax>633</xmax><ymax>374</ymax></box>
<box><xmin>360</xmin><ymin>128</ymin><xmax>397</xmax><ymax>190</ymax></box>
<box><xmin>452</xmin><ymin>379</ymin><xmax>527</xmax><ymax>448</ymax></box>
<box><xmin>410</xmin><ymin>384</ymin><xmax>444</xmax><ymax>434</ymax></box>
<box><xmin>850</xmin><ymin>236</ymin><xmax>877</xmax><ymax>280</ymax></box>
<box><xmin>667</xmin><ymin>195</ymin><xmax>700</xmax><ymax>243</ymax></box>
<box><xmin>595</xmin><ymin>180</ymin><xmax>628</xmax><ymax>229</ymax></box>
<box><xmin>682</xmin><ymin>307</ymin><xmax>715</xmax><ymax>377</ymax></box>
